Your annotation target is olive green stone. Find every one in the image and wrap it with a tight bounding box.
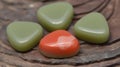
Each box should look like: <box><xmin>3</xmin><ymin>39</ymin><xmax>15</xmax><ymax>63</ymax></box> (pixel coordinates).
<box><xmin>7</xmin><ymin>21</ymin><xmax>43</xmax><ymax>52</ymax></box>
<box><xmin>37</xmin><ymin>2</ymin><xmax>73</xmax><ymax>32</ymax></box>
<box><xmin>74</xmin><ymin>12</ymin><xmax>109</xmax><ymax>43</ymax></box>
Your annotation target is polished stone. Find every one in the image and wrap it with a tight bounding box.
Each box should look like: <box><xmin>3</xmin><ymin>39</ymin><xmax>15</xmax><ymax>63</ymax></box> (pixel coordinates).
<box><xmin>39</xmin><ymin>30</ymin><xmax>80</xmax><ymax>58</ymax></box>
<box><xmin>7</xmin><ymin>21</ymin><xmax>43</xmax><ymax>52</ymax></box>
<box><xmin>74</xmin><ymin>12</ymin><xmax>109</xmax><ymax>43</ymax></box>
<box><xmin>37</xmin><ymin>2</ymin><xmax>74</xmax><ymax>32</ymax></box>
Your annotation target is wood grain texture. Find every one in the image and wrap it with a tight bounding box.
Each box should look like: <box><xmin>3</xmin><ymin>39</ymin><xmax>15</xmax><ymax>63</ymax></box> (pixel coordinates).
<box><xmin>0</xmin><ymin>0</ymin><xmax>120</xmax><ymax>67</ymax></box>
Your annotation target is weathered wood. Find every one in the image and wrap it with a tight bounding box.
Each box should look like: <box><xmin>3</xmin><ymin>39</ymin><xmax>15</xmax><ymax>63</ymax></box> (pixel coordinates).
<box><xmin>74</xmin><ymin>0</ymin><xmax>105</xmax><ymax>15</ymax></box>
<box><xmin>0</xmin><ymin>0</ymin><xmax>120</xmax><ymax>67</ymax></box>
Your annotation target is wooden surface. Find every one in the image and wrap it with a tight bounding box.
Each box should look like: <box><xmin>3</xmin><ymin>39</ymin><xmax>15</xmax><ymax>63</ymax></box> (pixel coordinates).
<box><xmin>0</xmin><ymin>0</ymin><xmax>120</xmax><ymax>67</ymax></box>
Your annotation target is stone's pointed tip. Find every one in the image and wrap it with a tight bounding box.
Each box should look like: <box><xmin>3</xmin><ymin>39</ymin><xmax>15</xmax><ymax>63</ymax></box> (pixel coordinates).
<box><xmin>84</xmin><ymin>12</ymin><xmax>105</xmax><ymax>18</ymax></box>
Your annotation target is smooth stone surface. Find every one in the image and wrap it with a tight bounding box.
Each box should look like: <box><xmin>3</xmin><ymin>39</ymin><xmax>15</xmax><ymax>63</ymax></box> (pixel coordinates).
<box><xmin>74</xmin><ymin>12</ymin><xmax>109</xmax><ymax>43</ymax></box>
<box><xmin>7</xmin><ymin>21</ymin><xmax>43</xmax><ymax>52</ymax></box>
<box><xmin>37</xmin><ymin>2</ymin><xmax>74</xmax><ymax>32</ymax></box>
<box><xmin>39</xmin><ymin>30</ymin><xmax>80</xmax><ymax>58</ymax></box>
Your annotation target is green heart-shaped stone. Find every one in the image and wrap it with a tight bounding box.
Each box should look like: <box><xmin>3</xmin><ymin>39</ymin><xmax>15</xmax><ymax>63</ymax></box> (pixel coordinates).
<box><xmin>37</xmin><ymin>2</ymin><xmax>73</xmax><ymax>32</ymax></box>
<box><xmin>74</xmin><ymin>12</ymin><xmax>109</xmax><ymax>43</ymax></box>
<box><xmin>7</xmin><ymin>21</ymin><xmax>43</xmax><ymax>52</ymax></box>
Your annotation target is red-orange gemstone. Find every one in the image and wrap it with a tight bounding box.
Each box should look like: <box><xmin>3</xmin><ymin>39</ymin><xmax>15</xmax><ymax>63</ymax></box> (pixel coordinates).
<box><xmin>39</xmin><ymin>30</ymin><xmax>80</xmax><ymax>58</ymax></box>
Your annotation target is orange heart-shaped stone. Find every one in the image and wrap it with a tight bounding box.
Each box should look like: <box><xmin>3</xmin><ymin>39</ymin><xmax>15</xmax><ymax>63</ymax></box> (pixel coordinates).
<box><xmin>39</xmin><ymin>30</ymin><xmax>80</xmax><ymax>58</ymax></box>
